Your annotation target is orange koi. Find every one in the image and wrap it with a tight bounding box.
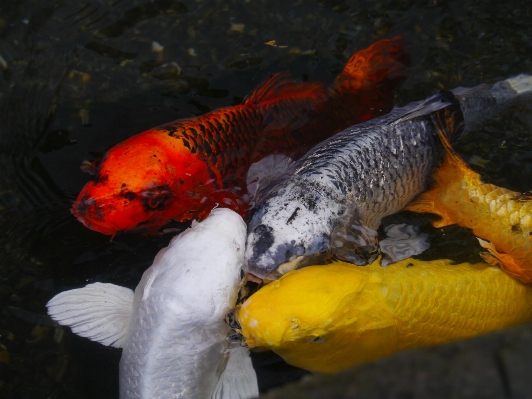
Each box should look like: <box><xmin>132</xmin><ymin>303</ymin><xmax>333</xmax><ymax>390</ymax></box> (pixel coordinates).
<box><xmin>73</xmin><ymin>37</ymin><xmax>409</xmax><ymax>235</ymax></box>
<box><xmin>405</xmin><ymin>106</ymin><xmax>532</xmax><ymax>283</ymax></box>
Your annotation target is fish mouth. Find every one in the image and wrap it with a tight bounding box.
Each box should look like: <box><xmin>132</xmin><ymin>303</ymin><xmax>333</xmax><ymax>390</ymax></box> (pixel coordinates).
<box><xmin>71</xmin><ymin>203</ymin><xmax>118</xmax><ymax>235</ymax></box>
<box><xmin>261</xmin><ymin>256</ymin><xmax>307</xmax><ymax>280</ymax></box>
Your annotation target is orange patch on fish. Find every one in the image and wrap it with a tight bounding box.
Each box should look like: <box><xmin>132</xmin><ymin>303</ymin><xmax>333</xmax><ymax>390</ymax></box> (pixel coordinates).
<box><xmin>405</xmin><ymin>109</ymin><xmax>532</xmax><ymax>283</ymax></box>
<box><xmin>73</xmin><ymin>37</ymin><xmax>410</xmax><ymax>235</ymax></box>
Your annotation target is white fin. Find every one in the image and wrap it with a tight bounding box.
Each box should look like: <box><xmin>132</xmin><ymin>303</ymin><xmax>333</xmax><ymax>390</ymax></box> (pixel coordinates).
<box><xmin>505</xmin><ymin>74</ymin><xmax>532</xmax><ymax>95</ymax></box>
<box><xmin>246</xmin><ymin>154</ymin><xmax>293</xmax><ymax>205</ymax></box>
<box><xmin>46</xmin><ymin>282</ymin><xmax>134</xmax><ymax>348</ymax></box>
<box><xmin>211</xmin><ymin>346</ymin><xmax>258</xmax><ymax>399</ymax></box>
<box><xmin>379</xmin><ymin>223</ymin><xmax>430</xmax><ymax>267</ymax></box>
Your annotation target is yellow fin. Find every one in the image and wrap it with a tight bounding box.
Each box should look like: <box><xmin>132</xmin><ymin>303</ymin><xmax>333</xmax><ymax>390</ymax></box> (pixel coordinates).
<box><xmin>404</xmin><ymin>198</ymin><xmax>455</xmax><ymax>228</ymax></box>
<box><xmin>478</xmin><ymin>238</ymin><xmax>532</xmax><ymax>284</ymax></box>
<box><xmin>405</xmin><ymin>102</ymin><xmax>481</xmax><ymax>228</ymax></box>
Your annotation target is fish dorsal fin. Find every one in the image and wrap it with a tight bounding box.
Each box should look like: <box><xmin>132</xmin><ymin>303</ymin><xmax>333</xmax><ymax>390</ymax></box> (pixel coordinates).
<box><xmin>211</xmin><ymin>346</ymin><xmax>258</xmax><ymax>399</ymax></box>
<box><xmin>404</xmin><ymin>96</ymin><xmax>480</xmax><ymax>227</ymax></box>
<box><xmin>394</xmin><ymin>90</ymin><xmax>456</xmax><ymax>124</ymax></box>
<box><xmin>430</xmin><ymin>94</ymin><xmax>465</xmax><ymax>146</ymax></box>
<box><xmin>46</xmin><ymin>282</ymin><xmax>134</xmax><ymax>348</ymax></box>
<box><xmin>430</xmin><ymin>100</ymin><xmax>482</xmax><ymax>182</ymax></box>
<box><xmin>245</xmin><ymin>154</ymin><xmax>294</xmax><ymax>205</ymax></box>
<box><xmin>334</xmin><ymin>36</ymin><xmax>410</xmax><ymax>92</ymax></box>
<box><xmin>243</xmin><ymin>71</ymin><xmax>326</xmax><ymax>107</ymax></box>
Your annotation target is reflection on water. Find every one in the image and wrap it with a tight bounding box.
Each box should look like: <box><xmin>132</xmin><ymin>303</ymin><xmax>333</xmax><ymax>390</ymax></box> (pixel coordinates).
<box><xmin>0</xmin><ymin>0</ymin><xmax>531</xmax><ymax>397</ymax></box>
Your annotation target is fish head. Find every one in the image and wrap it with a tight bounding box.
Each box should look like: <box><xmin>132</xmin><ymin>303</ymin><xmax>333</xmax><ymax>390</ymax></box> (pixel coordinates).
<box><xmin>72</xmin><ymin>130</ymin><xmax>218</xmax><ymax>235</ymax></box>
<box><xmin>238</xmin><ymin>263</ymin><xmax>369</xmax><ymax>358</ymax></box>
<box><xmin>245</xmin><ymin>181</ymin><xmax>342</xmax><ymax>279</ymax></box>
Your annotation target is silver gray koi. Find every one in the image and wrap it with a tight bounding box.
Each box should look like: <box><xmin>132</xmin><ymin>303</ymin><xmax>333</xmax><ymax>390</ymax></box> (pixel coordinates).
<box><xmin>245</xmin><ymin>75</ymin><xmax>532</xmax><ymax>279</ymax></box>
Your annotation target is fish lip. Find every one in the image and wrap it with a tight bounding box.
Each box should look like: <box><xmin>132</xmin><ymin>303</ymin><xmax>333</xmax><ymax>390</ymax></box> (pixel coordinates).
<box><xmin>71</xmin><ymin>200</ymin><xmax>119</xmax><ymax>235</ymax></box>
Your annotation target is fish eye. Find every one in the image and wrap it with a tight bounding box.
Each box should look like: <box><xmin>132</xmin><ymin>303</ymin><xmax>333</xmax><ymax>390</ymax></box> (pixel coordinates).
<box><xmin>141</xmin><ymin>187</ymin><xmax>173</xmax><ymax>211</ymax></box>
<box><xmin>148</xmin><ymin>196</ymin><xmax>165</xmax><ymax>209</ymax></box>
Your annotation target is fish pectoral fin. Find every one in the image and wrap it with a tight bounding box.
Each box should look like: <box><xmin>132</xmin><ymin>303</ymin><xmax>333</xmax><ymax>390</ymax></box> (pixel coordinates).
<box><xmin>478</xmin><ymin>238</ymin><xmax>532</xmax><ymax>283</ymax></box>
<box><xmin>246</xmin><ymin>154</ymin><xmax>294</xmax><ymax>204</ymax></box>
<box><xmin>46</xmin><ymin>282</ymin><xmax>134</xmax><ymax>348</ymax></box>
<box><xmin>404</xmin><ymin>198</ymin><xmax>455</xmax><ymax>228</ymax></box>
<box><xmin>243</xmin><ymin>71</ymin><xmax>326</xmax><ymax>108</ymax></box>
<box><xmin>211</xmin><ymin>346</ymin><xmax>258</xmax><ymax>399</ymax></box>
<box><xmin>379</xmin><ymin>223</ymin><xmax>430</xmax><ymax>266</ymax></box>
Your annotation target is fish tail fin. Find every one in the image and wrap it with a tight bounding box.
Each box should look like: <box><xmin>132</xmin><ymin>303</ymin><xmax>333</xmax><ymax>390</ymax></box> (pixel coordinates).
<box><xmin>333</xmin><ymin>36</ymin><xmax>411</xmax><ymax>95</ymax></box>
<box><xmin>452</xmin><ymin>74</ymin><xmax>532</xmax><ymax>133</ymax></box>
<box><xmin>211</xmin><ymin>346</ymin><xmax>258</xmax><ymax>399</ymax></box>
<box><xmin>478</xmin><ymin>238</ymin><xmax>532</xmax><ymax>284</ymax></box>
<box><xmin>504</xmin><ymin>74</ymin><xmax>532</xmax><ymax>97</ymax></box>
<box><xmin>243</xmin><ymin>71</ymin><xmax>327</xmax><ymax>109</ymax></box>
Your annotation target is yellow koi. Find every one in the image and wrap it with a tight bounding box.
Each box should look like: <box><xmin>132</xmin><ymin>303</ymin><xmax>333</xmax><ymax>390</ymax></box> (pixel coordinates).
<box><xmin>237</xmin><ymin>258</ymin><xmax>532</xmax><ymax>373</ymax></box>
<box><xmin>404</xmin><ymin>107</ymin><xmax>532</xmax><ymax>283</ymax></box>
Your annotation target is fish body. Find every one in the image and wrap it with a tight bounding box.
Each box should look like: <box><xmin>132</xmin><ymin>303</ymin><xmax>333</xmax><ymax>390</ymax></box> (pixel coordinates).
<box><xmin>245</xmin><ymin>75</ymin><xmax>532</xmax><ymax>279</ymax></box>
<box><xmin>73</xmin><ymin>38</ymin><xmax>409</xmax><ymax>235</ymax></box>
<box><xmin>238</xmin><ymin>258</ymin><xmax>532</xmax><ymax>373</ymax></box>
<box><xmin>47</xmin><ymin>208</ymin><xmax>258</xmax><ymax>399</ymax></box>
<box><xmin>404</xmin><ymin>97</ymin><xmax>532</xmax><ymax>283</ymax></box>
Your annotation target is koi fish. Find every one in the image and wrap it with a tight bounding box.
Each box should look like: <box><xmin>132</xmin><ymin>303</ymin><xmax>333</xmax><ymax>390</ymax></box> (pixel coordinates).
<box><xmin>245</xmin><ymin>74</ymin><xmax>532</xmax><ymax>279</ymax></box>
<box><xmin>47</xmin><ymin>208</ymin><xmax>258</xmax><ymax>399</ymax></box>
<box><xmin>72</xmin><ymin>37</ymin><xmax>410</xmax><ymax>235</ymax></box>
<box><xmin>237</xmin><ymin>258</ymin><xmax>532</xmax><ymax>373</ymax></box>
<box><xmin>404</xmin><ymin>96</ymin><xmax>532</xmax><ymax>283</ymax></box>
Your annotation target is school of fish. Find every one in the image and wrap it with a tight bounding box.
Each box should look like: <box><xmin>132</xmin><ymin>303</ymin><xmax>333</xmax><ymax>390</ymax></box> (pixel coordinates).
<box><xmin>245</xmin><ymin>74</ymin><xmax>532</xmax><ymax>280</ymax></box>
<box><xmin>48</xmin><ymin>29</ymin><xmax>532</xmax><ymax>398</ymax></box>
<box><xmin>72</xmin><ymin>37</ymin><xmax>409</xmax><ymax>236</ymax></box>
<box><xmin>237</xmin><ymin>257</ymin><xmax>532</xmax><ymax>373</ymax></box>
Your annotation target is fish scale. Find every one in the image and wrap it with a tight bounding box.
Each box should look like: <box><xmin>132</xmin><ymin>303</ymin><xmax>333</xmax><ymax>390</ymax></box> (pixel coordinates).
<box><xmin>245</xmin><ymin>75</ymin><xmax>532</xmax><ymax>278</ymax></box>
<box><xmin>73</xmin><ymin>38</ymin><xmax>411</xmax><ymax>234</ymax></box>
<box><xmin>238</xmin><ymin>259</ymin><xmax>532</xmax><ymax>373</ymax></box>
<box><xmin>406</xmin><ymin>132</ymin><xmax>532</xmax><ymax>282</ymax></box>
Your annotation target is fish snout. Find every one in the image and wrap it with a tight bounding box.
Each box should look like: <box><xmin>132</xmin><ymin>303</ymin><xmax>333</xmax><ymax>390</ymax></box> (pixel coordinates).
<box><xmin>71</xmin><ymin>195</ymin><xmax>118</xmax><ymax>235</ymax></box>
<box><xmin>245</xmin><ymin>222</ymin><xmax>328</xmax><ymax>279</ymax></box>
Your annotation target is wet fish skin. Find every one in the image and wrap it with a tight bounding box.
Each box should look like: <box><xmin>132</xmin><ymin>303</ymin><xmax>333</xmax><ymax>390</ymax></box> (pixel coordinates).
<box><xmin>245</xmin><ymin>75</ymin><xmax>532</xmax><ymax>279</ymax></box>
<box><xmin>72</xmin><ymin>37</ymin><xmax>409</xmax><ymax>235</ymax></box>
<box><xmin>47</xmin><ymin>208</ymin><xmax>258</xmax><ymax>399</ymax></box>
<box><xmin>237</xmin><ymin>258</ymin><xmax>532</xmax><ymax>373</ymax></box>
<box><xmin>405</xmin><ymin>101</ymin><xmax>532</xmax><ymax>283</ymax></box>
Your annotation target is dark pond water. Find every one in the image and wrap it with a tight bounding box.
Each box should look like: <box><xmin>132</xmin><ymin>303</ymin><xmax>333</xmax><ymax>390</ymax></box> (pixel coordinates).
<box><xmin>0</xmin><ymin>0</ymin><xmax>531</xmax><ymax>398</ymax></box>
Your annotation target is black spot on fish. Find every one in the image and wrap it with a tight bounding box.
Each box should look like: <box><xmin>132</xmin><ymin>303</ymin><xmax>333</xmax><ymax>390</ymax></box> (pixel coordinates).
<box><xmin>252</xmin><ymin>224</ymin><xmax>274</xmax><ymax>259</ymax></box>
<box><xmin>75</xmin><ymin>194</ymin><xmax>92</xmax><ymax>215</ymax></box>
<box><xmin>286</xmin><ymin>207</ymin><xmax>300</xmax><ymax>225</ymax></box>
<box><xmin>92</xmin><ymin>173</ymin><xmax>109</xmax><ymax>185</ymax></box>
<box><xmin>140</xmin><ymin>185</ymin><xmax>174</xmax><ymax>212</ymax></box>
<box><xmin>120</xmin><ymin>191</ymin><xmax>138</xmax><ymax>201</ymax></box>
<box><xmin>511</xmin><ymin>224</ymin><xmax>522</xmax><ymax>233</ymax></box>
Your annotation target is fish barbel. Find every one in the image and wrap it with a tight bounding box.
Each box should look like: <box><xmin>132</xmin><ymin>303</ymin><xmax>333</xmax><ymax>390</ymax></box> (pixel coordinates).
<box><xmin>237</xmin><ymin>258</ymin><xmax>532</xmax><ymax>373</ymax></box>
<box><xmin>245</xmin><ymin>74</ymin><xmax>532</xmax><ymax>279</ymax></box>
<box><xmin>404</xmin><ymin>95</ymin><xmax>532</xmax><ymax>283</ymax></box>
<box><xmin>47</xmin><ymin>208</ymin><xmax>258</xmax><ymax>399</ymax></box>
<box><xmin>72</xmin><ymin>37</ymin><xmax>409</xmax><ymax>235</ymax></box>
